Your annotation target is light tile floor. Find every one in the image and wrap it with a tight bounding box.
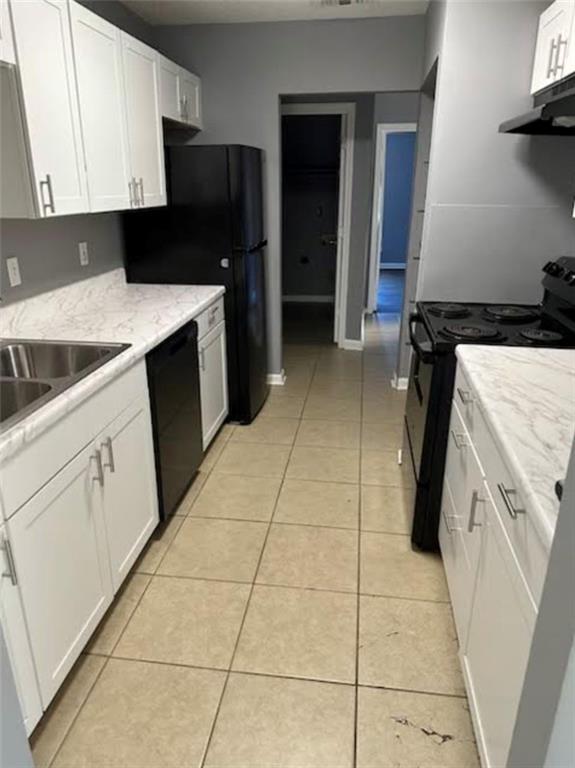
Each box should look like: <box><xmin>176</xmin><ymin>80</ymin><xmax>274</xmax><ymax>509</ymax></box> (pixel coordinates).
<box><xmin>31</xmin><ymin>314</ymin><xmax>479</xmax><ymax>767</ymax></box>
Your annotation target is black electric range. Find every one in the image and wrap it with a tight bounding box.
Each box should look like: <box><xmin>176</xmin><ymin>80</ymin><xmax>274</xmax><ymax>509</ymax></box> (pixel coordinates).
<box><xmin>404</xmin><ymin>256</ymin><xmax>575</xmax><ymax>551</ymax></box>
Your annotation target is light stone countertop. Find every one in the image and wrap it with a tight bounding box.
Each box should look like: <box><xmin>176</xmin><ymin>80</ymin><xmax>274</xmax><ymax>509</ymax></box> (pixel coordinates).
<box><xmin>0</xmin><ymin>268</ymin><xmax>225</xmax><ymax>463</ymax></box>
<box><xmin>456</xmin><ymin>345</ymin><xmax>575</xmax><ymax>548</ymax></box>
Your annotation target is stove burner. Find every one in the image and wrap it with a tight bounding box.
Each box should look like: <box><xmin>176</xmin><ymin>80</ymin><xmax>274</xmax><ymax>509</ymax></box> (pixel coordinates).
<box><xmin>483</xmin><ymin>305</ymin><xmax>540</xmax><ymax>323</ymax></box>
<box><xmin>519</xmin><ymin>329</ymin><xmax>564</xmax><ymax>344</ymax></box>
<box><xmin>441</xmin><ymin>324</ymin><xmax>502</xmax><ymax>341</ymax></box>
<box><xmin>427</xmin><ymin>303</ymin><xmax>471</xmax><ymax>319</ymax></box>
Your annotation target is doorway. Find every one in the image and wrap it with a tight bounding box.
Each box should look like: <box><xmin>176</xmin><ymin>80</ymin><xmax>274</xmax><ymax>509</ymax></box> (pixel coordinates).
<box><xmin>367</xmin><ymin>123</ymin><xmax>417</xmax><ymax>316</ymax></box>
<box><xmin>281</xmin><ymin>103</ymin><xmax>355</xmax><ymax>347</ymax></box>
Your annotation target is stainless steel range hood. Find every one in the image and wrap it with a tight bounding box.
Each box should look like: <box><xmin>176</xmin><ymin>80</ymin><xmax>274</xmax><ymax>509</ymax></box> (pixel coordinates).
<box><xmin>499</xmin><ymin>87</ymin><xmax>575</xmax><ymax>136</ymax></box>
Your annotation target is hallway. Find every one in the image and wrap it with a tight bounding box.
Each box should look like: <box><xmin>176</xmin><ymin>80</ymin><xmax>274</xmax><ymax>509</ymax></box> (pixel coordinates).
<box><xmin>30</xmin><ymin>315</ymin><xmax>479</xmax><ymax>768</ymax></box>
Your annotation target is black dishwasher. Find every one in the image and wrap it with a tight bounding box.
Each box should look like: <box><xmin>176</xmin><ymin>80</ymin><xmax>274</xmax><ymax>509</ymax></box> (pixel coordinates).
<box><xmin>146</xmin><ymin>319</ymin><xmax>203</xmax><ymax>520</ymax></box>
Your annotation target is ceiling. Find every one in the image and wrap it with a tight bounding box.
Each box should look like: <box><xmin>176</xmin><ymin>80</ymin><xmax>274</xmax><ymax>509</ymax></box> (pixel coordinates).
<box><xmin>121</xmin><ymin>0</ymin><xmax>429</xmax><ymax>26</ymax></box>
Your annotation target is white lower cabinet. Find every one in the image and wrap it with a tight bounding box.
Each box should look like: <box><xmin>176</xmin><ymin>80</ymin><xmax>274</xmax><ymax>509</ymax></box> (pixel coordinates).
<box><xmin>440</xmin><ymin>363</ymin><xmax>542</xmax><ymax>768</ymax></box>
<box><xmin>0</xmin><ymin>524</ymin><xmax>42</xmax><ymax>735</ymax></box>
<box><xmin>198</xmin><ymin>316</ymin><xmax>229</xmax><ymax>449</ymax></box>
<box><xmin>2</xmin><ymin>362</ymin><xmax>159</xmax><ymax>716</ymax></box>
<box><xmin>8</xmin><ymin>442</ymin><xmax>113</xmax><ymax>706</ymax></box>
<box><xmin>98</xmin><ymin>394</ymin><xmax>158</xmax><ymax>592</ymax></box>
<box><xmin>463</xmin><ymin>484</ymin><xmax>536</xmax><ymax>768</ymax></box>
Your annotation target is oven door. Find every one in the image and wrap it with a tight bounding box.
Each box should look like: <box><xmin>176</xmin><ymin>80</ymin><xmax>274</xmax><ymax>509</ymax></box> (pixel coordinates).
<box><xmin>404</xmin><ymin>312</ymin><xmax>435</xmax><ymax>484</ymax></box>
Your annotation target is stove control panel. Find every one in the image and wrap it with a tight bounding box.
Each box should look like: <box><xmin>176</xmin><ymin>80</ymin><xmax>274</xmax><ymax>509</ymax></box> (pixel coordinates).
<box><xmin>543</xmin><ymin>259</ymin><xmax>575</xmax><ymax>285</ymax></box>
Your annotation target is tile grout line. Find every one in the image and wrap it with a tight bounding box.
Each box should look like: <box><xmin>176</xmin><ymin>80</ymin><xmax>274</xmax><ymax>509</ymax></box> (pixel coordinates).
<box><xmin>198</xmin><ymin>348</ymin><xmax>319</xmax><ymax>768</ymax></box>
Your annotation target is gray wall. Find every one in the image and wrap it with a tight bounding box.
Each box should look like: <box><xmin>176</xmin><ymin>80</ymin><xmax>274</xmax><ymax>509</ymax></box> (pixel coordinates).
<box><xmin>0</xmin><ymin>0</ymin><xmax>152</xmax><ymax>306</ymax></box>
<box><xmin>373</xmin><ymin>91</ymin><xmax>420</xmax><ymax>124</ymax></box>
<box><xmin>0</xmin><ymin>215</ymin><xmax>124</xmax><ymax>303</ymax></box>
<box><xmin>156</xmin><ymin>17</ymin><xmax>425</xmax><ymax>373</ymax></box>
<box><xmin>418</xmin><ymin>0</ymin><xmax>575</xmax><ymax>304</ymax></box>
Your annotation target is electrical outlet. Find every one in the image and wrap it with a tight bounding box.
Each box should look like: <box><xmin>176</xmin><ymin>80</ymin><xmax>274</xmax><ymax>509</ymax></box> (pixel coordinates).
<box><xmin>6</xmin><ymin>257</ymin><xmax>22</xmax><ymax>287</ymax></box>
<box><xmin>78</xmin><ymin>241</ymin><xmax>89</xmax><ymax>266</ymax></box>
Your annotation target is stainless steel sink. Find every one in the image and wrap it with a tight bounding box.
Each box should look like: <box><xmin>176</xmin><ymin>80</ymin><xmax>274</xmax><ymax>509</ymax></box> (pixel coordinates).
<box><xmin>1</xmin><ymin>379</ymin><xmax>52</xmax><ymax>423</ymax></box>
<box><xmin>0</xmin><ymin>339</ymin><xmax>130</xmax><ymax>433</ymax></box>
<box><xmin>1</xmin><ymin>342</ymin><xmax>114</xmax><ymax>379</ymax></box>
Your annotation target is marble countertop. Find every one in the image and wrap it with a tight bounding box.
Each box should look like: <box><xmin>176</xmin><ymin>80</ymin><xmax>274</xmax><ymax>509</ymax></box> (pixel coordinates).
<box><xmin>456</xmin><ymin>345</ymin><xmax>575</xmax><ymax>547</ymax></box>
<box><xmin>0</xmin><ymin>269</ymin><xmax>225</xmax><ymax>462</ymax></box>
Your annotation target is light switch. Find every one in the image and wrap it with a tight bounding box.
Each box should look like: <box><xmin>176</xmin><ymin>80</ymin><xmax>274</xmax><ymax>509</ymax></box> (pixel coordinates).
<box><xmin>6</xmin><ymin>256</ymin><xmax>22</xmax><ymax>287</ymax></box>
<box><xmin>78</xmin><ymin>242</ymin><xmax>89</xmax><ymax>266</ymax></box>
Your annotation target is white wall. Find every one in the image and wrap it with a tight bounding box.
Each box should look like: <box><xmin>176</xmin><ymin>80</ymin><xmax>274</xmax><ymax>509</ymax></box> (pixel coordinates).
<box><xmin>417</xmin><ymin>0</ymin><xmax>575</xmax><ymax>305</ymax></box>
<box><xmin>156</xmin><ymin>17</ymin><xmax>425</xmax><ymax>373</ymax></box>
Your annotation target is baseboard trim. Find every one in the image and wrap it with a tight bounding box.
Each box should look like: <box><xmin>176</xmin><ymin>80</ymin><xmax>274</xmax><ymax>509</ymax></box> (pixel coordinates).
<box><xmin>391</xmin><ymin>373</ymin><xmax>408</xmax><ymax>390</ymax></box>
<box><xmin>341</xmin><ymin>338</ymin><xmax>364</xmax><ymax>351</ymax></box>
<box><xmin>282</xmin><ymin>295</ymin><xmax>335</xmax><ymax>304</ymax></box>
<box><xmin>267</xmin><ymin>370</ymin><xmax>286</xmax><ymax>386</ymax></box>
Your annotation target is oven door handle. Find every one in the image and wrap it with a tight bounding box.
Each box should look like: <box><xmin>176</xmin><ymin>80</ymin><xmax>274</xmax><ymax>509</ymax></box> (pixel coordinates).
<box><xmin>409</xmin><ymin>312</ymin><xmax>435</xmax><ymax>364</ymax></box>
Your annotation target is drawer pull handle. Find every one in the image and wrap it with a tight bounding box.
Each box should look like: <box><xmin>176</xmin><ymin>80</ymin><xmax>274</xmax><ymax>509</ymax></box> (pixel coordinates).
<box><xmin>1</xmin><ymin>536</ymin><xmax>18</xmax><ymax>586</ymax></box>
<box><xmin>442</xmin><ymin>507</ymin><xmax>460</xmax><ymax>534</ymax></box>
<box><xmin>498</xmin><ymin>483</ymin><xmax>525</xmax><ymax>520</ymax></box>
<box><xmin>91</xmin><ymin>450</ymin><xmax>105</xmax><ymax>486</ymax></box>
<box><xmin>451</xmin><ymin>430</ymin><xmax>467</xmax><ymax>450</ymax></box>
<box><xmin>468</xmin><ymin>490</ymin><xmax>483</xmax><ymax>533</ymax></box>
<box><xmin>102</xmin><ymin>437</ymin><xmax>116</xmax><ymax>474</ymax></box>
<box><xmin>457</xmin><ymin>387</ymin><xmax>473</xmax><ymax>405</ymax></box>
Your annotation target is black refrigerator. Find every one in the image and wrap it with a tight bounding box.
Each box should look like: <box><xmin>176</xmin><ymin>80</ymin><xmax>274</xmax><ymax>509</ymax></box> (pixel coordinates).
<box><xmin>123</xmin><ymin>145</ymin><xmax>269</xmax><ymax>424</ymax></box>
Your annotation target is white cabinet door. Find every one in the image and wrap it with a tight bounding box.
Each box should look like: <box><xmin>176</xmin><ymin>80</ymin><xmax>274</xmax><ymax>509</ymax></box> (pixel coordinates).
<box><xmin>98</xmin><ymin>395</ymin><xmax>159</xmax><ymax>592</ymax></box>
<box><xmin>199</xmin><ymin>321</ymin><xmax>229</xmax><ymax>449</ymax></box>
<box><xmin>180</xmin><ymin>68</ymin><xmax>202</xmax><ymax>128</ymax></box>
<box><xmin>463</xmin><ymin>485</ymin><xmax>537</xmax><ymax>768</ymax></box>
<box><xmin>121</xmin><ymin>32</ymin><xmax>166</xmax><ymax>208</ymax></box>
<box><xmin>70</xmin><ymin>2</ymin><xmax>131</xmax><ymax>212</ymax></box>
<box><xmin>0</xmin><ymin>525</ymin><xmax>42</xmax><ymax>736</ymax></box>
<box><xmin>9</xmin><ymin>0</ymin><xmax>89</xmax><ymax>216</ymax></box>
<box><xmin>0</xmin><ymin>0</ymin><xmax>15</xmax><ymax>64</ymax></box>
<box><xmin>8</xmin><ymin>442</ymin><xmax>113</xmax><ymax>707</ymax></box>
<box><xmin>159</xmin><ymin>54</ymin><xmax>182</xmax><ymax>123</ymax></box>
<box><xmin>531</xmin><ymin>1</ymin><xmax>575</xmax><ymax>93</ymax></box>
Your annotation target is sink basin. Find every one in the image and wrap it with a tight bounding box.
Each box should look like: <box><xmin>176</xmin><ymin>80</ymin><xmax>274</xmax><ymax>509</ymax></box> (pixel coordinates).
<box><xmin>1</xmin><ymin>379</ymin><xmax>52</xmax><ymax>423</ymax></box>
<box><xmin>0</xmin><ymin>342</ymin><xmax>115</xmax><ymax>379</ymax></box>
<box><xmin>0</xmin><ymin>339</ymin><xmax>130</xmax><ymax>433</ymax></box>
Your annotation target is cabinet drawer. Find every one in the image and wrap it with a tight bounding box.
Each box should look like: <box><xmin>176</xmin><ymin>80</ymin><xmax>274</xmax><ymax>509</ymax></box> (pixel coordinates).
<box><xmin>444</xmin><ymin>399</ymin><xmax>484</xmax><ymax>519</ymax></box>
<box><xmin>453</xmin><ymin>364</ymin><xmax>481</xmax><ymax>442</ymax></box>
<box><xmin>1</xmin><ymin>360</ymin><xmax>147</xmax><ymax>519</ymax></box>
<box><xmin>474</xmin><ymin>409</ymin><xmax>549</xmax><ymax>607</ymax></box>
<box><xmin>196</xmin><ymin>297</ymin><xmax>224</xmax><ymax>340</ymax></box>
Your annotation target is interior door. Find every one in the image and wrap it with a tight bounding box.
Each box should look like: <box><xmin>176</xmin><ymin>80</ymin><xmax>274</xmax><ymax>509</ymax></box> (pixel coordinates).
<box><xmin>333</xmin><ymin>118</ymin><xmax>347</xmax><ymax>344</ymax></box>
<box><xmin>10</xmin><ymin>0</ymin><xmax>89</xmax><ymax>216</ymax></box>
<box><xmin>70</xmin><ymin>2</ymin><xmax>131</xmax><ymax>212</ymax></box>
<box><xmin>121</xmin><ymin>32</ymin><xmax>166</xmax><ymax>208</ymax></box>
<box><xmin>98</xmin><ymin>395</ymin><xmax>159</xmax><ymax>591</ymax></box>
<box><xmin>380</xmin><ymin>132</ymin><xmax>416</xmax><ymax>269</ymax></box>
<box><xmin>8</xmin><ymin>442</ymin><xmax>113</xmax><ymax>706</ymax></box>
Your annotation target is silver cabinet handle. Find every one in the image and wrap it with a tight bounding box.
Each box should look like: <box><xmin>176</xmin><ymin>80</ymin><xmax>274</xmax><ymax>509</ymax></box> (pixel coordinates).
<box><xmin>138</xmin><ymin>177</ymin><xmax>144</xmax><ymax>207</ymax></box>
<box><xmin>1</xmin><ymin>536</ymin><xmax>18</xmax><ymax>586</ymax></box>
<box><xmin>442</xmin><ymin>506</ymin><xmax>459</xmax><ymax>534</ymax></box>
<box><xmin>451</xmin><ymin>430</ymin><xmax>467</xmax><ymax>450</ymax></box>
<box><xmin>91</xmin><ymin>450</ymin><xmax>104</xmax><ymax>486</ymax></box>
<box><xmin>102</xmin><ymin>437</ymin><xmax>115</xmax><ymax>473</ymax></box>
<box><xmin>468</xmin><ymin>490</ymin><xmax>483</xmax><ymax>533</ymax></box>
<box><xmin>199</xmin><ymin>347</ymin><xmax>206</xmax><ymax>371</ymax></box>
<box><xmin>498</xmin><ymin>483</ymin><xmax>525</xmax><ymax>520</ymax></box>
<box><xmin>555</xmin><ymin>34</ymin><xmax>567</xmax><ymax>73</ymax></box>
<box><xmin>129</xmin><ymin>177</ymin><xmax>136</xmax><ymax>207</ymax></box>
<box><xmin>40</xmin><ymin>174</ymin><xmax>56</xmax><ymax>215</ymax></box>
<box><xmin>547</xmin><ymin>38</ymin><xmax>558</xmax><ymax>77</ymax></box>
<box><xmin>457</xmin><ymin>387</ymin><xmax>473</xmax><ymax>405</ymax></box>
<box><xmin>183</xmin><ymin>94</ymin><xmax>189</xmax><ymax>122</ymax></box>
<box><xmin>179</xmin><ymin>96</ymin><xmax>185</xmax><ymax>121</ymax></box>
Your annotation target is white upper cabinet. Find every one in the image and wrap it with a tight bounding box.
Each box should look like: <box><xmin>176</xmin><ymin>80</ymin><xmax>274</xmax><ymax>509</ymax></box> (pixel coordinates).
<box><xmin>9</xmin><ymin>0</ymin><xmax>89</xmax><ymax>216</ymax></box>
<box><xmin>180</xmin><ymin>69</ymin><xmax>202</xmax><ymax>128</ymax></box>
<box><xmin>70</xmin><ymin>2</ymin><xmax>131</xmax><ymax>212</ymax></box>
<box><xmin>531</xmin><ymin>0</ymin><xmax>575</xmax><ymax>94</ymax></box>
<box><xmin>121</xmin><ymin>32</ymin><xmax>166</xmax><ymax>208</ymax></box>
<box><xmin>0</xmin><ymin>0</ymin><xmax>16</xmax><ymax>63</ymax></box>
<box><xmin>158</xmin><ymin>53</ymin><xmax>203</xmax><ymax>128</ymax></box>
<box><xmin>159</xmin><ymin>54</ymin><xmax>181</xmax><ymax>123</ymax></box>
